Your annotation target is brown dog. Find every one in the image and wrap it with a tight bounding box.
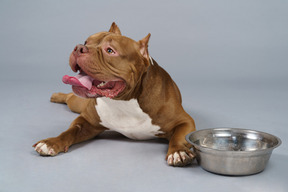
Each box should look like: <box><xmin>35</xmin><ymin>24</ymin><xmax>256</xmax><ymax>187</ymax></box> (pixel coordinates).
<box><xmin>33</xmin><ymin>23</ymin><xmax>196</xmax><ymax>166</ymax></box>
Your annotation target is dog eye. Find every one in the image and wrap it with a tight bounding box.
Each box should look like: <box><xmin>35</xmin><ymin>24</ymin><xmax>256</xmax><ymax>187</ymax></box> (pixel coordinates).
<box><xmin>84</xmin><ymin>41</ymin><xmax>87</xmax><ymax>45</ymax></box>
<box><xmin>106</xmin><ymin>47</ymin><xmax>115</xmax><ymax>54</ymax></box>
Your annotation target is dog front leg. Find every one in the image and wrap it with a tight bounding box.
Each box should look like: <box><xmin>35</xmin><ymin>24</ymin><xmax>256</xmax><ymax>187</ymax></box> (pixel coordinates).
<box><xmin>33</xmin><ymin>115</ymin><xmax>105</xmax><ymax>156</ymax></box>
<box><xmin>166</xmin><ymin>121</ymin><xmax>196</xmax><ymax>166</ymax></box>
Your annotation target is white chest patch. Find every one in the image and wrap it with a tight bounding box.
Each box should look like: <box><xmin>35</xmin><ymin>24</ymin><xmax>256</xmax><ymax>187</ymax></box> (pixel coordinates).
<box><xmin>95</xmin><ymin>97</ymin><xmax>163</xmax><ymax>140</ymax></box>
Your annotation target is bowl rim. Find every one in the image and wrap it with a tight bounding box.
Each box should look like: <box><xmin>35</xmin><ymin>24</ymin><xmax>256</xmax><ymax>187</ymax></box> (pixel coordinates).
<box><xmin>186</xmin><ymin>127</ymin><xmax>282</xmax><ymax>154</ymax></box>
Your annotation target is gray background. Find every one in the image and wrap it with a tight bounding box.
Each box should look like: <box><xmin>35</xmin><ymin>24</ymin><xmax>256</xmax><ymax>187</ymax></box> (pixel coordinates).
<box><xmin>0</xmin><ymin>0</ymin><xmax>287</xmax><ymax>191</ymax></box>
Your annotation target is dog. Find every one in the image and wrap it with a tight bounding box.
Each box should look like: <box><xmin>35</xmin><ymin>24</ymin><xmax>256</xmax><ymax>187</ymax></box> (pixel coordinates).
<box><xmin>33</xmin><ymin>23</ymin><xmax>196</xmax><ymax>166</ymax></box>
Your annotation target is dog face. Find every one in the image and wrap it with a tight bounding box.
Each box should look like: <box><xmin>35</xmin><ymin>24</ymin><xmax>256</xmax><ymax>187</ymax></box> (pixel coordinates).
<box><xmin>63</xmin><ymin>23</ymin><xmax>151</xmax><ymax>99</ymax></box>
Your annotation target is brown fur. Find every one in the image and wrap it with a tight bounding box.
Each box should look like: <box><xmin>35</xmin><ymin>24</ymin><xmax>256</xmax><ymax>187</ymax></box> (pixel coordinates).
<box><xmin>33</xmin><ymin>23</ymin><xmax>196</xmax><ymax>166</ymax></box>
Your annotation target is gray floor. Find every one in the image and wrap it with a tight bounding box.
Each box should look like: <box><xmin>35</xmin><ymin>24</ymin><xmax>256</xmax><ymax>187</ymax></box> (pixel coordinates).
<box><xmin>1</xmin><ymin>1</ymin><xmax>288</xmax><ymax>192</ymax></box>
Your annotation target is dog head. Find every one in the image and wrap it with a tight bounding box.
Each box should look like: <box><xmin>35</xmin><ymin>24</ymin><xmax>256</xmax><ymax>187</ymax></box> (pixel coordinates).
<box><xmin>63</xmin><ymin>22</ymin><xmax>151</xmax><ymax>99</ymax></box>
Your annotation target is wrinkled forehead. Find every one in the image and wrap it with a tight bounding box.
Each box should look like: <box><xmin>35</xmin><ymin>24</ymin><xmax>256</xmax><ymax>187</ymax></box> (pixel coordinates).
<box><xmin>86</xmin><ymin>32</ymin><xmax>138</xmax><ymax>47</ymax></box>
<box><xmin>86</xmin><ymin>32</ymin><xmax>110</xmax><ymax>44</ymax></box>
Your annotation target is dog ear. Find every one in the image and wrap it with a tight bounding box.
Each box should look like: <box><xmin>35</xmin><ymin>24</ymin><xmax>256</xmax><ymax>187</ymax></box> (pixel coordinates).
<box><xmin>109</xmin><ymin>22</ymin><xmax>122</xmax><ymax>35</ymax></box>
<box><xmin>139</xmin><ymin>33</ymin><xmax>151</xmax><ymax>60</ymax></box>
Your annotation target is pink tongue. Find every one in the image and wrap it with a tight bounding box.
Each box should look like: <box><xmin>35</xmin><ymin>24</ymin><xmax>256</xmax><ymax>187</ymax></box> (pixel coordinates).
<box><xmin>62</xmin><ymin>73</ymin><xmax>94</xmax><ymax>90</ymax></box>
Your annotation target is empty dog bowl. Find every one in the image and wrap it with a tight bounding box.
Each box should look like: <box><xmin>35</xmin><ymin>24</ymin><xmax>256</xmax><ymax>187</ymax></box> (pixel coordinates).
<box><xmin>186</xmin><ymin>128</ymin><xmax>281</xmax><ymax>176</ymax></box>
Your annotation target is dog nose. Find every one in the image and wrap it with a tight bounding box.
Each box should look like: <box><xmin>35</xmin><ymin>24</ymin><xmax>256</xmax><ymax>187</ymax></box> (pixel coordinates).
<box><xmin>73</xmin><ymin>44</ymin><xmax>88</xmax><ymax>55</ymax></box>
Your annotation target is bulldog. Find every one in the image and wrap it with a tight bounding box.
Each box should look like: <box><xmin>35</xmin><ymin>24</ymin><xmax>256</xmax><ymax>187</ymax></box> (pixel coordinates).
<box><xmin>33</xmin><ymin>23</ymin><xmax>196</xmax><ymax>166</ymax></box>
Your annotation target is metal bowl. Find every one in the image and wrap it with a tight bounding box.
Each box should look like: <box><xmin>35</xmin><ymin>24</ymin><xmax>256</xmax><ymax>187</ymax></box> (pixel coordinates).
<box><xmin>186</xmin><ymin>128</ymin><xmax>281</xmax><ymax>176</ymax></box>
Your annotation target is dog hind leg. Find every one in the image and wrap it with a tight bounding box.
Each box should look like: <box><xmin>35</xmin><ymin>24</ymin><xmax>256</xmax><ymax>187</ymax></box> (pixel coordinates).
<box><xmin>50</xmin><ymin>92</ymin><xmax>90</xmax><ymax>114</ymax></box>
<box><xmin>50</xmin><ymin>92</ymin><xmax>73</xmax><ymax>104</ymax></box>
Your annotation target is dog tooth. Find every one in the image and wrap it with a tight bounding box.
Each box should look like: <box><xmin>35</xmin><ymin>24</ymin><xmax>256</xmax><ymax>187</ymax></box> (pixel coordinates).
<box><xmin>97</xmin><ymin>81</ymin><xmax>107</xmax><ymax>88</ymax></box>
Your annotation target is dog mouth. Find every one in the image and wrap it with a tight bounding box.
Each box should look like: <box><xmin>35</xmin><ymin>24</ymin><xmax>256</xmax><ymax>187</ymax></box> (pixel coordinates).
<box><xmin>62</xmin><ymin>69</ymin><xmax>126</xmax><ymax>98</ymax></box>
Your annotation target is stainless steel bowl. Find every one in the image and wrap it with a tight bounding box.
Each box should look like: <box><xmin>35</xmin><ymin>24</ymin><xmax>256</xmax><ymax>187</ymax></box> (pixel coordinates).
<box><xmin>186</xmin><ymin>128</ymin><xmax>281</xmax><ymax>176</ymax></box>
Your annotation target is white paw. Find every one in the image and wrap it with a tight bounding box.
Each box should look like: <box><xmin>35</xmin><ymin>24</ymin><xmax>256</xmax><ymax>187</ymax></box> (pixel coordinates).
<box><xmin>167</xmin><ymin>151</ymin><xmax>195</xmax><ymax>167</ymax></box>
<box><xmin>34</xmin><ymin>142</ymin><xmax>56</xmax><ymax>156</ymax></box>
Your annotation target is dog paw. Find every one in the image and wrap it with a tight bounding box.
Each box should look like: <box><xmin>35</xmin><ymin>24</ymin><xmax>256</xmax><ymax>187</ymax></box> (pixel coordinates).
<box><xmin>50</xmin><ymin>92</ymin><xmax>67</xmax><ymax>103</ymax></box>
<box><xmin>167</xmin><ymin>151</ymin><xmax>195</xmax><ymax>167</ymax></box>
<box><xmin>33</xmin><ymin>138</ymin><xmax>69</xmax><ymax>156</ymax></box>
<box><xmin>34</xmin><ymin>142</ymin><xmax>57</xmax><ymax>156</ymax></box>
